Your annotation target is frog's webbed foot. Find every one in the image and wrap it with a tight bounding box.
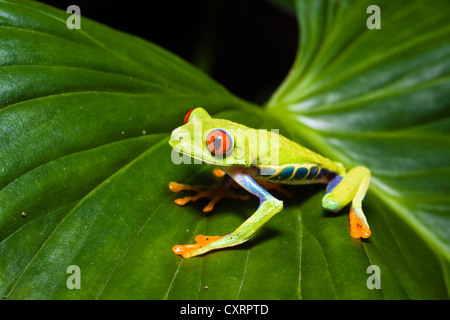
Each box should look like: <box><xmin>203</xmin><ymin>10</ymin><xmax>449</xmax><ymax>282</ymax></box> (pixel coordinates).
<box><xmin>323</xmin><ymin>166</ymin><xmax>372</xmax><ymax>239</ymax></box>
<box><xmin>169</xmin><ymin>170</ymin><xmax>250</xmax><ymax>213</ymax></box>
<box><xmin>172</xmin><ymin>235</ymin><xmax>224</xmax><ymax>258</ymax></box>
<box><xmin>172</xmin><ymin>167</ymin><xmax>285</xmax><ymax>258</ymax></box>
<box><xmin>349</xmin><ymin>207</ymin><xmax>371</xmax><ymax>238</ymax></box>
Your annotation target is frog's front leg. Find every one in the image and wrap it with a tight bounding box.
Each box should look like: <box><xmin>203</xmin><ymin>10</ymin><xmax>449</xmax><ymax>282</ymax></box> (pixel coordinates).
<box><xmin>172</xmin><ymin>167</ymin><xmax>283</xmax><ymax>258</ymax></box>
<box><xmin>322</xmin><ymin>166</ymin><xmax>371</xmax><ymax>238</ymax></box>
<box><xmin>169</xmin><ymin>169</ymin><xmax>250</xmax><ymax>213</ymax></box>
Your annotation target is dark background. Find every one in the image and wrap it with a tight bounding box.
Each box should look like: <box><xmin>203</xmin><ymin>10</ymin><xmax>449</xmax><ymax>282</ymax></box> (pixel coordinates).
<box><xmin>36</xmin><ymin>0</ymin><xmax>298</xmax><ymax>104</ymax></box>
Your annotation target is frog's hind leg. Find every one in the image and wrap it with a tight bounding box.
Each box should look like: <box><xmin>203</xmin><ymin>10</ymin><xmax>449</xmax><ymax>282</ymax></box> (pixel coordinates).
<box><xmin>322</xmin><ymin>166</ymin><xmax>371</xmax><ymax>239</ymax></box>
<box><xmin>253</xmin><ymin>179</ymin><xmax>293</xmax><ymax>198</ymax></box>
<box><xmin>172</xmin><ymin>167</ymin><xmax>283</xmax><ymax>258</ymax></box>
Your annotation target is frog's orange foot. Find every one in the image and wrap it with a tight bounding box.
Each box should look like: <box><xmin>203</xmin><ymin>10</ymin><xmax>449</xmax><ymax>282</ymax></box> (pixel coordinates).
<box><xmin>212</xmin><ymin>169</ymin><xmax>226</xmax><ymax>178</ymax></box>
<box><xmin>169</xmin><ymin>181</ymin><xmax>250</xmax><ymax>213</ymax></box>
<box><xmin>172</xmin><ymin>235</ymin><xmax>223</xmax><ymax>258</ymax></box>
<box><xmin>349</xmin><ymin>207</ymin><xmax>371</xmax><ymax>239</ymax></box>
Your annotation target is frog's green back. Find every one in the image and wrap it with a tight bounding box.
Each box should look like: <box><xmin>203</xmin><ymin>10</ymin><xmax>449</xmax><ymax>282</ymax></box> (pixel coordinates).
<box><xmin>254</xmin><ymin>130</ymin><xmax>346</xmax><ymax>176</ymax></box>
<box><xmin>170</xmin><ymin>107</ymin><xmax>345</xmax><ymax>175</ymax></box>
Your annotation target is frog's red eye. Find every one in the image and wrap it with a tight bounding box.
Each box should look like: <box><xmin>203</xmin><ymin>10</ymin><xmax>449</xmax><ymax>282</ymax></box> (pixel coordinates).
<box><xmin>183</xmin><ymin>108</ymin><xmax>194</xmax><ymax>124</ymax></box>
<box><xmin>206</xmin><ymin>129</ymin><xmax>234</xmax><ymax>156</ymax></box>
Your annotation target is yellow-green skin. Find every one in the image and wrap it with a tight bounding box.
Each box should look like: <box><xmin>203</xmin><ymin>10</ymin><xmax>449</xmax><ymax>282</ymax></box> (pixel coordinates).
<box><xmin>169</xmin><ymin>108</ymin><xmax>371</xmax><ymax>258</ymax></box>
<box><xmin>170</xmin><ymin>108</ymin><xmax>345</xmax><ymax>174</ymax></box>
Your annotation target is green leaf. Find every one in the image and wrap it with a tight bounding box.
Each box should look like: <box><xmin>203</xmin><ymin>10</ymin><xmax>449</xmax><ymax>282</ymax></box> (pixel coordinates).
<box><xmin>1</xmin><ymin>0</ymin><xmax>449</xmax><ymax>300</ymax></box>
<box><xmin>0</xmin><ymin>0</ymin><xmax>258</xmax><ymax>299</ymax></box>
<box><xmin>268</xmin><ymin>0</ymin><xmax>450</xmax><ymax>298</ymax></box>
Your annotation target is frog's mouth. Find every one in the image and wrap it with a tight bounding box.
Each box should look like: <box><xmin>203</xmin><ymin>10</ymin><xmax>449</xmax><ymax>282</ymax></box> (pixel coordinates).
<box><xmin>172</xmin><ymin>146</ymin><xmax>209</xmax><ymax>164</ymax></box>
<box><xmin>171</xmin><ymin>144</ymin><xmax>235</xmax><ymax>166</ymax></box>
<box><xmin>169</xmin><ymin>130</ymin><xmax>216</xmax><ymax>166</ymax></box>
<box><xmin>169</xmin><ymin>138</ymin><xmax>236</xmax><ymax>167</ymax></box>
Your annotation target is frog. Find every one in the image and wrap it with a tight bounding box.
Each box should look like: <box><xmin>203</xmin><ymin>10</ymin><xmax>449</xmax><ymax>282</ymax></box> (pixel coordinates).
<box><xmin>168</xmin><ymin>107</ymin><xmax>371</xmax><ymax>258</ymax></box>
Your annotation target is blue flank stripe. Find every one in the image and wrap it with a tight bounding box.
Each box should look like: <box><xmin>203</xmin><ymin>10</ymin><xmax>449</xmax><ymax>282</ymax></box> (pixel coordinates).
<box><xmin>294</xmin><ymin>167</ymin><xmax>308</xmax><ymax>180</ymax></box>
<box><xmin>306</xmin><ymin>166</ymin><xmax>319</xmax><ymax>180</ymax></box>
<box><xmin>279</xmin><ymin>166</ymin><xmax>295</xmax><ymax>180</ymax></box>
<box><xmin>261</xmin><ymin>165</ymin><xmax>336</xmax><ymax>183</ymax></box>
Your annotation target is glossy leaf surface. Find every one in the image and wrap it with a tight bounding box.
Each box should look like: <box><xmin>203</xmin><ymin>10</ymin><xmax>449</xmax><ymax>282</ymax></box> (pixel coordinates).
<box><xmin>0</xmin><ymin>0</ymin><xmax>448</xmax><ymax>299</ymax></box>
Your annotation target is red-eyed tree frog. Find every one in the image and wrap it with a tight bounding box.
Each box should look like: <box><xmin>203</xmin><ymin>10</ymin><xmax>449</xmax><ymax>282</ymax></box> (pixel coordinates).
<box><xmin>169</xmin><ymin>108</ymin><xmax>371</xmax><ymax>258</ymax></box>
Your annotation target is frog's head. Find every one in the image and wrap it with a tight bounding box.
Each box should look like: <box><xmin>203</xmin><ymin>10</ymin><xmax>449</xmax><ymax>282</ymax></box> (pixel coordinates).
<box><xmin>169</xmin><ymin>108</ymin><xmax>251</xmax><ymax>166</ymax></box>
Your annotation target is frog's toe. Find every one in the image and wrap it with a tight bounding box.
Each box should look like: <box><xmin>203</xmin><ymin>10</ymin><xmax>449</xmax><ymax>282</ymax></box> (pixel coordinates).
<box><xmin>174</xmin><ymin>196</ymin><xmax>197</xmax><ymax>206</ymax></box>
<box><xmin>169</xmin><ymin>181</ymin><xmax>193</xmax><ymax>193</ymax></box>
<box><xmin>169</xmin><ymin>180</ymin><xmax>249</xmax><ymax>212</ymax></box>
<box><xmin>172</xmin><ymin>235</ymin><xmax>223</xmax><ymax>258</ymax></box>
<box><xmin>349</xmin><ymin>207</ymin><xmax>371</xmax><ymax>239</ymax></box>
<box><xmin>212</xmin><ymin>169</ymin><xmax>226</xmax><ymax>178</ymax></box>
<box><xmin>169</xmin><ymin>182</ymin><xmax>210</xmax><ymax>207</ymax></box>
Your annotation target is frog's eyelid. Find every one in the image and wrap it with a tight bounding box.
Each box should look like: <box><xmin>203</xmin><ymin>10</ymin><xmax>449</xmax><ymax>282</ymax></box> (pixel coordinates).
<box><xmin>183</xmin><ymin>108</ymin><xmax>195</xmax><ymax>124</ymax></box>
